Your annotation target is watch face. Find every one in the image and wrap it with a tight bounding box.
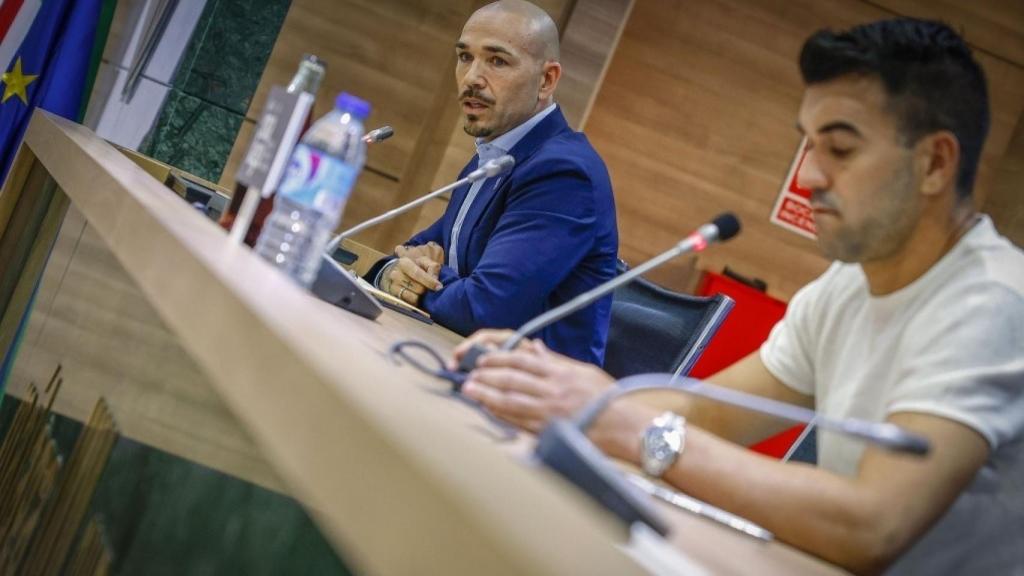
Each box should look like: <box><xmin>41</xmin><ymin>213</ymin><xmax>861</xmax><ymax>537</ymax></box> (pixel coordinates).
<box><xmin>643</xmin><ymin>414</ymin><xmax>684</xmax><ymax>477</ymax></box>
<box><xmin>646</xmin><ymin>426</ymin><xmax>681</xmax><ymax>462</ymax></box>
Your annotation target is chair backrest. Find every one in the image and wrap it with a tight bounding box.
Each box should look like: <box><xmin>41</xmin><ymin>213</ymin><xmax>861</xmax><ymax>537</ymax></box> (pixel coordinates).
<box><xmin>603</xmin><ymin>264</ymin><xmax>734</xmax><ymax>380</ymax></box>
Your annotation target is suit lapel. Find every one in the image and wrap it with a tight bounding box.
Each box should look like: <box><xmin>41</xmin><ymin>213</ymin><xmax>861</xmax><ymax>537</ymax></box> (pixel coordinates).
<box><xmin>442</xmin><ymin>156</ymin><xmax>479</xmax><ymax>253</ymax></box>
<box><xmin>506</xmin><ymin>106</ymin><xmax>570</xmax><ymax>168</ymax></box>
<box><xmin>452</xmin><ymin>108</ymin><xmax>571</xmax><ymax>272</ymax></box>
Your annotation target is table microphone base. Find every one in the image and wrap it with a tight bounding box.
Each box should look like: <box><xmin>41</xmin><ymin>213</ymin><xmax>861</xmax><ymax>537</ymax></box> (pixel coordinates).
<box><xmin>329</xmin><ymin>245</ymin><xmax>359</xmax><ymax>266</ymax></box>
<box><xmin>311</xmin><ymin>255</ymin><xmax>384</xmax><ymax>320</ymax></box>
<box><xmin>535</xmin><ymin>420</ymin><xmax>669</xmax><ymax>536</ymax></box>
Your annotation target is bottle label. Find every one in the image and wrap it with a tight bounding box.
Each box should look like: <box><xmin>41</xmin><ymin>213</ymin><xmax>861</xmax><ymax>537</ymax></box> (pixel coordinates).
<box><xmin>277</xmin><ymin>143</ymin><xmax>358</xmax><ymax>216</ymax></box>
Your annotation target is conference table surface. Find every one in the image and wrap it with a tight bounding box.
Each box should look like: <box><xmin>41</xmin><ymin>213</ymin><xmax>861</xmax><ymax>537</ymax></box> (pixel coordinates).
<box><xmin>1</xmin><ymin>110</ymin><xmax>845</xmax><ymax>576</ymax></box>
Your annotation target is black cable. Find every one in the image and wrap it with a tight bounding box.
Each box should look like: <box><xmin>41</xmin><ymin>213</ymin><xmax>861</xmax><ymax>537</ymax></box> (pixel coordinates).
<box><xmin>388</xmin><ymin>339</ymin><xmax>518</xmax><ymax>441</ymax></box>
<box><xmin>389</xmin><ymin>340</ymin><xmax>468</xmax><ymax>392</ymax></box>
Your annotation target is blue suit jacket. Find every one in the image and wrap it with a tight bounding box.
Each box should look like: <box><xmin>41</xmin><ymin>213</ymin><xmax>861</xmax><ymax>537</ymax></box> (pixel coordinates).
<box><xmin>383</xmin><ymin>108</ymin><xmax>618</xmax><ymax>364</ymax></box>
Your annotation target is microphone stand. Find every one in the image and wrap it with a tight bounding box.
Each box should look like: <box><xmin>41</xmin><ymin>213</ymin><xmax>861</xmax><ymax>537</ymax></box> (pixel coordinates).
<box><xmin>577</xmin><ymin>374</ymin><xmax>931</xmax><ymax>455</ymax></box>
<box><xmin>323</xmin><ymin>175</ymin><xmax>473</xmax><ymax>255</ymax></box>
<box><xmin>532</xmin><ymin>373</ymin><xmax>930</xmax><ymax>537</ymax></box>
<box><xmin>310</xmin><ymin>155</ymin><xmax>514</xmax><ymax>321</ymax></box>
<box><xmin>501</xmin><ymin>231</ymin><xmax>715</xmax><ymax>352</ymax></box>
<box><xmin>323</xmin><ymin>154</ymin><xmax>515</xmax><ymax>256</ymax></box>
<box><xmin>453</xmin><ymin>214</ymin><xmax>739</xmax><ymax>372</ymax></box>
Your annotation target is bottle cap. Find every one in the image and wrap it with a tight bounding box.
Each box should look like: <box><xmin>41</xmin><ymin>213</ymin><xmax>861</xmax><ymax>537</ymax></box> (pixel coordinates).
<box><xmin>335</xmin><ymin>92</ymin><xmax>371</xmax><ymax>120</ymax></box>
<box><xmin>290</xmin><ymin>54</ymin><xmax>326</xmax><ymax>95</ymax></box>
<box><xmin>300</xmin><ymin>54</ymin><xmax>325</xmax><ymax>68</ymax></box>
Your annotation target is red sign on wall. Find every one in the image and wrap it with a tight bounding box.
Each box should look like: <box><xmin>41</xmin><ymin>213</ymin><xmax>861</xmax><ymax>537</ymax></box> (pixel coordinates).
<box><xmin>770</xmin><ymin>138</ymin><xmax>817</xmax><ymax>239</ymax></box>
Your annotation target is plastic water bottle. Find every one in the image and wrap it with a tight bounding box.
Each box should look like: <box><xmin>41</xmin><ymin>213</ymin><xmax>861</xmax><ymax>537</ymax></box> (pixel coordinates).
<box><xmin>255</xmin><ymin>92</ymin><xmax>370</xmax><ymax>287</ymax></box>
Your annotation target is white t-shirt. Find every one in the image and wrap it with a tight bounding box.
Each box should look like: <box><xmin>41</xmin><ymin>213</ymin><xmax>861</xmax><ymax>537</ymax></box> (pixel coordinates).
<box><xmin>761</xmin><ymin>215</ymin><xmax>1024</xmax><ymax>574</ymax></box>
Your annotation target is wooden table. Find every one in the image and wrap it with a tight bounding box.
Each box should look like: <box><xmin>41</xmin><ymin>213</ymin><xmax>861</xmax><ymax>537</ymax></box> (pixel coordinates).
<box><xmin>0</xmin><ymin>110</ymin><xmax>844</xmax><ymax>575</ymax></box>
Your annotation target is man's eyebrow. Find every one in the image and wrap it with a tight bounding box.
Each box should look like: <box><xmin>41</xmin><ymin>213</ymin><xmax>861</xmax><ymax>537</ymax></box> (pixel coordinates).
<box><xmin>795</xmin><ymin>120</ymin><xmax>863</xmax><ymax>137</ymax></box>
<box><xmin>482</xmin><ymin>44</ymin><xmax>514</xmax><ymax>56</ymax></box>
<box><xmin>816</xmin><ymin>121</ymin><xmax>863</xmax><ymax>137</ymax></box>
<box><xmin>454</xmin><ymin>41</ymin><xmax>514</xmax><ymax>57</ymax></box>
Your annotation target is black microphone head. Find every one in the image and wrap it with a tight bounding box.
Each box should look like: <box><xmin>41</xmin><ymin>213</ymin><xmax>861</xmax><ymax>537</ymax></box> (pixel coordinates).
<box><xmin>364</xmin><ymin>125</ymin><xmax>394</xmax><ymax>143</ymax></box>
<box><xmin>712</xmin><ymin>213</ymin><xmax>741</xmax><ymax>241</ymax></box>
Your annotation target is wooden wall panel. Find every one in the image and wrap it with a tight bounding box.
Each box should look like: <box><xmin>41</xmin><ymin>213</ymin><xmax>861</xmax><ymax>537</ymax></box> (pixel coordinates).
<box><xmin>586</xmin><ymin>0</ymin><xmax>1024</xmax><ymax>299</ymax></box>
<box><xmin>872</xmin><ymin>0</ymin><xmax>1024</xmax><ymax>67</ymax></box>
<box><xmin>986</xmin><ymin>115</ymin><xmax>1024</xmax><ymax>247</ymax></box>
<box><xmin>971</xmin><ymin>51</ymin><xmax>1024</xmax><ymax>207</ymax></box>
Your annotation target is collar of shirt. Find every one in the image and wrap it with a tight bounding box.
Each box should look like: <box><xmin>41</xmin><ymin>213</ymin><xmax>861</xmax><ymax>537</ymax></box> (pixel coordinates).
<box><xmin>475</xmin><ymin>102</ymin><xmax>558</xmax><ymax>164</ymax></box>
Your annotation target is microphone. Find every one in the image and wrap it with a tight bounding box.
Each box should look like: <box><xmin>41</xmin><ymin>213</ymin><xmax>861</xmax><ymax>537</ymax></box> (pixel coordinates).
<box><xmin>363</xmin><ymin>125</ymin><xmax>395</xmax><ymax>143</ymax></box>
<box><xmin>457</xmin><ymin>213</ymin><xmax>742</xmax><ymax>371</ymax></box>
<box><xmin>532</xmin><ymin>372</ymin><xmax>930</xmax><ymax>536</ymax></box>
<box><xmin>578</xmin><ymin>374</ymin><xmax>931</xmax><ymax>455</ymax></box>
<box><xmin>323</xmin><ymin>154</ymin><xmax>515</xmax><ymax>254</ymax></box>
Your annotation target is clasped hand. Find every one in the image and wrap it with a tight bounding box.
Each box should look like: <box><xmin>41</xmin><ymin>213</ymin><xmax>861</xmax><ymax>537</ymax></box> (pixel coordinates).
<box><xmin>385</xmin><ymin>241</ymin><xmax>444</xmax><ymax>305</ymax></box>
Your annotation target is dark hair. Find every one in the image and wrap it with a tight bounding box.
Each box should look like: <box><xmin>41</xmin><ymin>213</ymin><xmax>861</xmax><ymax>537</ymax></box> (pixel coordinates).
<box><xmin>800</xmin><ymin>19</ymin><xmax>989</xmax><ymax>199</ymax></box>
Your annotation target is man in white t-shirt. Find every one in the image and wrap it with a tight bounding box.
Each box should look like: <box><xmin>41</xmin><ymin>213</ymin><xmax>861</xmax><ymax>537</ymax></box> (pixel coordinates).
<box><xmin>452</xmin><ymin>18</ymin><xmax>1024</xmax><ymax>575</ymax></box>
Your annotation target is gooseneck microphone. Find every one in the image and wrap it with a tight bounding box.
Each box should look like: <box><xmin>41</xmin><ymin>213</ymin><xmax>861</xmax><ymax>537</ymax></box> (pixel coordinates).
<box><xmin>455</xmin><ymin>213</ymin><xmax>742</xmax><ymax>372</ymax></box>
<box><xmin>532</xmin><ymin>372</ymin><xmax>930</xmax><ymax>538</ymax></box>
<box><xmin>362</xmin><ymin>125</ymin><xmax>395</xmax><ymax>144</ymax></box>
<box><xmin>578</xmin><ymin>374</ymin><xmax>931</xmax><ymax>455</ymax></box>
<box><xmin>323</xmin><ymin>154</ymin><xmax>515</xmax><ymax>255</ymax></box>
<box><xmin>504</xmin><ymin>213</ymin><xmax>740</xmax><ymax>351</ymax></box>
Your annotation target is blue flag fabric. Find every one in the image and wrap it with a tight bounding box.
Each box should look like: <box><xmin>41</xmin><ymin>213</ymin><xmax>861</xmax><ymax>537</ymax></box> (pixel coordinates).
<box><xmin>0</xmin><ymin>0</ymin><xmax>103</xmax><ymax>183</ymax></box>
<box><xmin>0</xmin><ymin>0</ymin><xmax>104</xmax><ymax>399</ymax></box>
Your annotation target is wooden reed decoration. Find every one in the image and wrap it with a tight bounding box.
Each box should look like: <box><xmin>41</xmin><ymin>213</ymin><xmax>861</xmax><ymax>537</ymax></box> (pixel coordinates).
<box><xmin>65</xmin><ymin>519</ymin><xmax>111</xmax><ymax>576</ymax></box>
<box><xmin>0</xmin><ymin>366</ymin><xmax>63</xmax><ymax>572</ymax></box>
<box><xmin>0</xmin><ymin>384</ymin><xmax>39</xmax><ymax>505</ymax></box>
<box><xmin>0</xmin><ymin>435</ymin><xmax>60</xmax><ymax>573</ymax></box>
<box><xmin>17</xmin><ymin>396</ymin><xmax>118</xmax><ymax>576</ymax></box>
<box><xmin>0</xmin><ymin>366</ymin><xmax>61</xmax><ymax>521</ymax></box>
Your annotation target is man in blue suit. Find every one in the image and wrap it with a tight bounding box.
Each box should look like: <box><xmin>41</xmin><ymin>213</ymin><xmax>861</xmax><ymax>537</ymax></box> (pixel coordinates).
<box><xmin>370</xmin><ymin>0</ymin><xmax>618</xmax><ymax>365</ymax></box>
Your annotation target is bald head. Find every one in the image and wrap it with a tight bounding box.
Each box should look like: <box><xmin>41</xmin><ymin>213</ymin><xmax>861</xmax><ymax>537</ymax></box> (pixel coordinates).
<box><xmin>455</xmin><ymin>0</ymin><xmax>564</xmax><ymax>140</ymax></box>
<box><xmin>469</xmin><ymin>0</ymin><xmax>560</xmax><ymax>62</ymax></box>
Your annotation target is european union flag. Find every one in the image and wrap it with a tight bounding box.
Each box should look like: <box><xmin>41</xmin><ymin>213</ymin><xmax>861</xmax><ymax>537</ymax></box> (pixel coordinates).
<box><xmin>0</xmin><ymin>0</ymin><xmax>109</xmax><ymax>183</ymax></box>
<box><xmin>0</xmin><ymin>0</ymin><xmax>113</xmax><ymax>396</ymax></box>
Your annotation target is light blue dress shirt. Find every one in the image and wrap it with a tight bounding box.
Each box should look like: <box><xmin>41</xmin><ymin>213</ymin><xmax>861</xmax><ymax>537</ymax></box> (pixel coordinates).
<box><xmin>447</xmin><ymin>103</ymin><xmax>558</xmax><ymax>275</ymax></box>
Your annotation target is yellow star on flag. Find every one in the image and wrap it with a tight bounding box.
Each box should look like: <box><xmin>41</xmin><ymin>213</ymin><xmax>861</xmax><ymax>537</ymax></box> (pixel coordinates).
<box><xmin>2</xmin><ymin>57</ymin><xmax>39</xmax><ymax>105</ymax></box>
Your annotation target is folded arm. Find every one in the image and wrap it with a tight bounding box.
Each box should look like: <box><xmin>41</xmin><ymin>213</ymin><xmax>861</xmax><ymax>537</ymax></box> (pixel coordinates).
<box><xmin>421</xmin><ymin>162</ymin><xmax>599</xmax><ymax>335</ymax></box>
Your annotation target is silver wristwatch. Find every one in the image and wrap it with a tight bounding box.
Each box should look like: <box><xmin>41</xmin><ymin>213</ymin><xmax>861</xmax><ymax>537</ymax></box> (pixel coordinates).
<box><xmin>641</xmin><ymin>411</ymin><xmax>686</xmax><ymax>478</ymax></box>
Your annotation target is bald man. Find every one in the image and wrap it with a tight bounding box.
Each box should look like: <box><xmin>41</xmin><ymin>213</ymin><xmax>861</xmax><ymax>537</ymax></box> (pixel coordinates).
<box><xmin>369</xmin><ymin>0</ymin><xmax>618</xmax><ymax>365</ymax></box>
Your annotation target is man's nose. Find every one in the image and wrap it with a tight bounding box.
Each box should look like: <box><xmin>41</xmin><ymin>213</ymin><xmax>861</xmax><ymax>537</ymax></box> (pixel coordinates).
<box><xmin>796</xmin><ymin>146</ymin><xmax>828</xmax><ymax>191</ymax></box>
<box><xmin>461</xmin><ymin>59</ymin><xmax>487</xmax><ymax>90</ymax></box>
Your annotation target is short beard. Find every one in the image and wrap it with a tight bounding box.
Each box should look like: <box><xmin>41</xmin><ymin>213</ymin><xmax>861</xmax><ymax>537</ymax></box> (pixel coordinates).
<box><xmin>463</xmin><ymin>117</ymin><xmax>493</xmax><ymax>138</ymax></box>
<box><xmin>819</xmin><ymin>161</ymin><xmax>919</xmax><ymax>263</ymax></box>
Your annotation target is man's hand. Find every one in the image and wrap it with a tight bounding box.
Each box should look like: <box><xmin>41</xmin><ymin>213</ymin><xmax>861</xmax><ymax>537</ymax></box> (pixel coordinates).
<box><xmin>461</xmin><ymin>340</ymin><xmax>615</xmax><ymax>433</ymax></box>
<box><xmin>384</xmin><ymin>242</ymin><xmax>444</xmax><ymax>305</ymax></box>
<box><xmin>396</xmin><ymin>242</ymin><xmax>444</xmax><ymax>265</ymax></box>
<box><xmin>449</xmin><ymin>328</ymin><xmax>518</xmax><ymax>370</ymax></box>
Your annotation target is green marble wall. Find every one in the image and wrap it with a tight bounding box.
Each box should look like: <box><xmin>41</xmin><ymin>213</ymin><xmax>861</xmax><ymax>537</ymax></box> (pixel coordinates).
<box><xmin>144</xmin><ymin>0</ymin><xmax>292</xmax><ymax>182</ymax></box>
<box><xmin>0</xmin><ymin>397</ymin><xmax>355</xmax><ymax>575</ymax></box>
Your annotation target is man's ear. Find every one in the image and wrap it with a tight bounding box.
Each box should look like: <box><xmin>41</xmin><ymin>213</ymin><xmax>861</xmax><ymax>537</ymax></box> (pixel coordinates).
<box><xmin>918</xmin><ymin>130</ymin><xmax>960</xmax><ymax>197</ymax></box>
<box><xmin>539</xmin><ymin>61</ymin><xmax>562</xmax><ymax>100</ymax></box>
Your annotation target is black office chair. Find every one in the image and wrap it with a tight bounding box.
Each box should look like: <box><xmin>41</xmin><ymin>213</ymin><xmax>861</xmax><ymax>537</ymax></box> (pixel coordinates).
<box><xmin>603</xmin><ymin>260</ymin><xmax>734</xmax><ymax>380</ymax></box>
